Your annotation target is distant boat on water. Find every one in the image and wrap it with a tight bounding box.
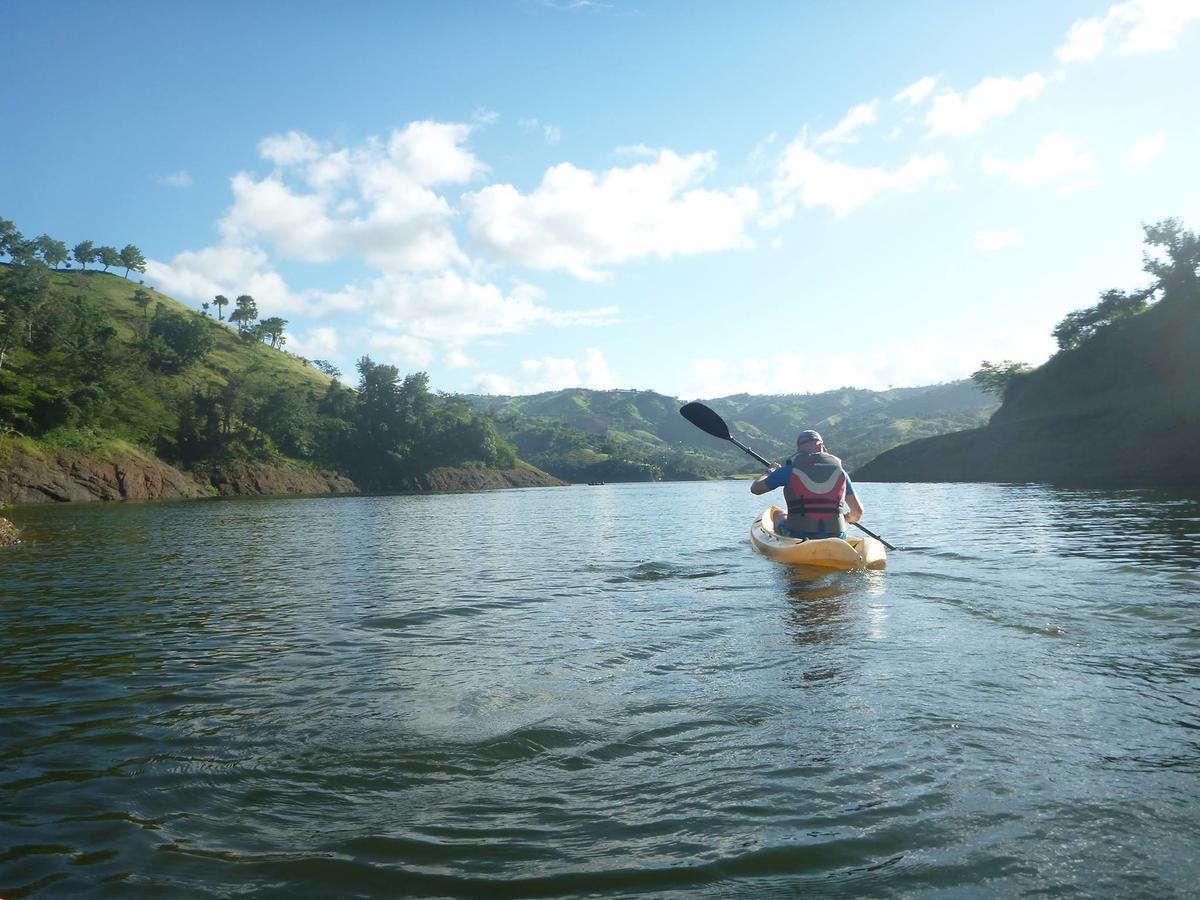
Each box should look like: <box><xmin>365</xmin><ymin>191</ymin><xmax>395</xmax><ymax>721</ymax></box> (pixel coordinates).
<box><xmin>587</xmin><ymin>481</ymin><xmax>606</xmax><ymax>486</ymax></box>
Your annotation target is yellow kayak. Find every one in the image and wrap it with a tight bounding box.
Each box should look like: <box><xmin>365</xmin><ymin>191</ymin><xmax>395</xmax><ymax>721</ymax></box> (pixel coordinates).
<box><xmin>751</xmin><ymin>506</ymin><xmax>887</xmax><ymax>570</ymax></box>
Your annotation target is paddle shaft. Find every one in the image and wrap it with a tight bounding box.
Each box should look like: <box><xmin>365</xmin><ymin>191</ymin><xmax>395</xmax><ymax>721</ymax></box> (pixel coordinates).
<box><xmin>698</xmin><ymin>414</ymin><xmax>898</xmax><ymax>551</ymax></box>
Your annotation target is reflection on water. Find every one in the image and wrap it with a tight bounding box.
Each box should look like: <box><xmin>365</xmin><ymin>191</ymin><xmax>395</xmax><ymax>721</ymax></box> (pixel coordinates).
<box><xmin>1</xmin><ymin>482</ymin><xmax>1199</xmax><ymax>898</ymax></box>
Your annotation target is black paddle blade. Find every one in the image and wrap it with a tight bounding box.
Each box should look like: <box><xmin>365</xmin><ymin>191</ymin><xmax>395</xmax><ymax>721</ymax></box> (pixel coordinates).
<box><xmin>680</xmin><ymin>402</ymin><xmax>731</xmax><ymax>440</ymax></box>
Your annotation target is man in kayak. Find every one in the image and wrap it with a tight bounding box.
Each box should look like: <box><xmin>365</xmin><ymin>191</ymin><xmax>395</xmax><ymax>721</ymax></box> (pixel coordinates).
<box><xmin>750</xmin><ymin>429</ymin><xmax>863</xmax><ymax>539</ymax></box>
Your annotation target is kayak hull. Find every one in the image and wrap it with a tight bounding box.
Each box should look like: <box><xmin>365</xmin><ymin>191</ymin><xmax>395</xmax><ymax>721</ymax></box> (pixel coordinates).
<box><xmin>751</xmin><ymin>506</ymin><xmax>886</xmax><ymax>570</ymax></box>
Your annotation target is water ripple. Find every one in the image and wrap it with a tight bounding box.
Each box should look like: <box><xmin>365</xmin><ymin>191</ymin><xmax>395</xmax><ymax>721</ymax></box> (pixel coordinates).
<box><xmin>2</xmin><ymin>483</ymin><xmax>1199</xmax><ymax>897</ymax></box>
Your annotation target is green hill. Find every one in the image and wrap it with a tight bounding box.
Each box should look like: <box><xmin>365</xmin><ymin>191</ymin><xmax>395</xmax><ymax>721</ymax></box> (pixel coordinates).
<box><xmin>469</xmin><ymin>381</ymin><xmax>996</xmax><ymax>482</ymax></box>
<box><xmin>857</xmin><ymin>222</ymin><xmax>1200</xmax><ymax>487</ymax></box>
<box><xmin>0</xmin><ymin>260</ymin><xmax>549</xmax><ymax>501</ymax></box>
<box><xmin>1</xmin><ymin>266</ymin><xmax>333</xmax><ymax>446</ymax></box>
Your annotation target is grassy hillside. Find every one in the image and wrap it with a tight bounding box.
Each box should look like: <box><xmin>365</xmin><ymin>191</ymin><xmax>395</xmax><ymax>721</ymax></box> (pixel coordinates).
<box><xmin>0</xmin><ymin>267</ymin><xmax>334</xmax><ymax>451</ymax></box>
<box><xmin>62</xmin><ymin>269</ymin><xmax>331</xmax><ymax>392</ymax></box>
<box><xmin>0</xmin><ymin>264</ymin><xmax>523</xmax><ymax>491</ymax></box>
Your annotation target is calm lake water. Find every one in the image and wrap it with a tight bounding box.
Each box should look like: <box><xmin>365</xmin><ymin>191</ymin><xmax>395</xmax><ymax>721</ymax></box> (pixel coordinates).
<box><xmin>2</xmin><ymin>481</ymin><xmax>1199</xmax><ymax>898</ymax></box>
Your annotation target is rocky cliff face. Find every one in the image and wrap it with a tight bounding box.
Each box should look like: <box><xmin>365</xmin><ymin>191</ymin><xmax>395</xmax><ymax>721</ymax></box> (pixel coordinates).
<box><xmin>398</xmin><ymin>463</ymin><xmax>568</xmax><ymax>492</ymax></box>
<box><xmin>0</xmin><ymin>440</ymin><xmax>357</xmax><ymax>505</ymax></box>
<box><xmin>0</xmin><ymin>440</ymin><xmax>566</xmax><ymax>506</ymax></box>
<box><xmin>0</xmin><ymin>442</ymin><xmax>210</xmax><ymax>504</ymax></box>
<box><xmin>204</xmin><ymin>462</ymin><xmax>358</xmax><ymax>497</ymax></box>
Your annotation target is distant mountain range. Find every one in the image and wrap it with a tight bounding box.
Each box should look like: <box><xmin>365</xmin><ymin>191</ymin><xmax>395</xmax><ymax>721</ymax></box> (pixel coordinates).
<box><xmin>468</xmin><ymin>382</ymin><xmax>997</xmax><ymax>482</ymax></box>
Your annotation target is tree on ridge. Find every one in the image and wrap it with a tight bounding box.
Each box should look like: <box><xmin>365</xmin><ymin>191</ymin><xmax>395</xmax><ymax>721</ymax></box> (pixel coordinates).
<box><xmin>72</xmin><ymin>240</ymin><xmax>96</xmax><ymax>271</ymax></box>
<box><xmin>119</xmin><ymin>244</ymin><xmax>146</xmax><ymax>279</ymax></box>
<box><xmin>229</xmin><ymin>294</ymin><xmax>259</xmax><ymax>338</ymax></box>
<box><xmin>34</xmin><ymin>235</ymin><xmax>68</xmax><ymax>269</ymax></box>
<box><xmin>97</xmin><ymin>246</ymin><xmax>121</xmax><ymax>273</ymax></box>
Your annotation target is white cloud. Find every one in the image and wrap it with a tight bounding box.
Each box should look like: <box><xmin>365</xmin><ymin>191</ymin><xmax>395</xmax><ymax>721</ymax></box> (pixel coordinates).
<box><xmin>1130</xmin><ymin>132</ymin><xmax>1166</xmax><ymax>166</ymax></box>
<box><xmin>470</xmin><ymin>373</ymin><xmax>518</xmax><ymax>394</ymax></box>
<box><xmin>367</xmin><ymin>332</ymin><xmax>435</xmax><ymax>367</ymax></box>
<box><xmin>772</xmin><ymin>140</ymin><xmax>948</xmax><ymax>217</ymax></box>
<box><xmin>387</xmin><ymin>121</ymin><xmax>488</xmax><ymax>186</ymax></box>
<box><xmin>284</xmin><ymin>326</ymin><xmax>341</xmax><ymax>360</ymax></box>
<box><xmin>975</xmin><ymin>229</ymin><xmax>1024</xmax><ymax>251</ymax></box>
<box><xmin>218</xmin><ymin>124</ymin><xmax>482</xmax><ymax>272</ymax></box>
<box><xmin>615</xmin><ymin>144</ymin><xmax>659</xmax><ymax>159</ymax></box>
<box><xmin>1057</xmin><ymin>0</ymin><xmax>1200</xmax><ymax>61</ymax></box>
<box><xmin>471</xmin><ymin>347</ymin><xmax>617</xmax><ymax>395</ymax></box>
<box><xmin>1057</xmin><ymin>17</ymin><xmax>1108</xmax><ymax>61</ymax></box>
<box><xmin>259</xmin><ymin>131</ymin><xmax>322</xmax><ymax>166</ymax></box>
<box><xmin>926</xmin><ymin>73</ymin><xmax>1046</xmax><ymax>137</ymax></box>
<box><xmin>316</xmin><ymin>272</ymin><xmax>619</xmax><ymax>343</ymax></box>
<box><xmin>159</xmin><ymin>170</ymin><xmax>193</xmax><ymax>188</ymax></box>
<box><xmin>463</xmin><ymin>149</ymin><xmax>759</xmax><ymax>280</ymax></box>
<box><xmin>895</xmin><ymin>76</ymin><xmax>938</xmax><ymax>106</ymax></box>
<box><xmin>222</xmin><ymin>174</ymin><xmax>342</xmax><ymax>262</ymax></box>
<box><xmin>982</xmin><ymin>134</ymin><xmax>1097</xmax><ymax>186</ymax></box>
<box><xmin>815</xmin><ymin>101</ymin><xmax>878</xmax><ymax>145</ymax></box>
<box><xmin>144</xmin><ymin>244</ymin><xmax>316</xmax><ymax>316</ymax></box>
<box><xmin>445</xmin><ymin>349</ymin><xmax>475</xmax><ymax>368</ymax></box>
<box><xmin>472</xmin><ymin>107</ymin><xmax>500</xmax><ymax>125</ymax></box>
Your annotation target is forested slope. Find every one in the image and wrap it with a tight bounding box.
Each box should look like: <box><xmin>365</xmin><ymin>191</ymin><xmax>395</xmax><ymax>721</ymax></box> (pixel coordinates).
<box><xmin>0</xmin><ymin>219</ymin><xmax>558</xmax><ymax>502</ymax></box>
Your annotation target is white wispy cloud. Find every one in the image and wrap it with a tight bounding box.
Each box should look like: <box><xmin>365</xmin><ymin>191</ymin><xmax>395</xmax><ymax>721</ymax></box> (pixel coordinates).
<box><xmin>316</xmin><ymin>272</ymin><xmax>617</xmax><ymax>343</ymax></box>
<box><xmin>520</xmin><ymin>118</ymin><xmax>563</xmax><ymax>144</ymax></box>
<box><xmin>681</xmin><ymin>331</ymin><xmax>1056</xmax><ymax>398</ymax></box>
<box><xmin>895</xmin><ymin>76</ymin><xmax>938</xmax><ymax>106</ymax></box>
<box><xmin>144</xmin><ymin>244</ymin><xmax>316</xmax><ymax>316</ymax></box>
<box><xmin>367</xmin><ymin>332</ymin><xmax>435</xmax><ymax>367</ymax></box>
<box><xmin>472</xmin><ymin>347</ymin><xmax>617</xmax><ymax>394</ymax></box>
<box><xmin>259</xmin><ymin>131</ymin><xmax>322</xmax><ymax>166</ymax></box>
<box><xmin>926</xmin><ymin>73</ymin><xmax>1046</xmax><ymax>137</ymax></box>
<box><xmin>445</xmin><ymin>349</ymin><xmax>476</xmax><ymax>368</ymax></box>
<box><xmin>815</xmin><ymin>101</ymin><xmax>878</xmax><ymax>145</ymax></box>
<box><xmin>283</xmin><ymin>326</ymin><xmax>341</xmax><ymax>360</ymax></box>
<box><xmin>982</xmin><ymin>134</ymin><xmax>1097</xmax><ymax>186</ymax></box>
<box><xmin>159</xmin><ymin>170</ymin><xmax>193</xmax><ymax>188</ymax></box>
<box><xmin>975</xmin><ymin>229</ymin><xmax>1024</xmax><ymax>251</ymax></box>
<box><xmin>771</xmin><ymin>139</ymin><xmax>948</xmax><ymax>218</ymax></box>
<box><xmin>463</xmin><ymin>149</ymin><xmax>758</xmax><ymax>281</ymax></box>
<box><xmin>1057</xmin><ymin>0</ymin><xmax>1200</xmax><ymax>62</ymax></box>
<box><xmin>1129</xmin><ymin>132</ymin><xmax>1166</xmax><ymax>166</ymax></box>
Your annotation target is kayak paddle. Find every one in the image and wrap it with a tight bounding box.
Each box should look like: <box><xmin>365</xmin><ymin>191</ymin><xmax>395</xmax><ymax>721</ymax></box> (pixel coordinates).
<box><xmin>679</xmin><ymin>401</ymin><xmax>897</xmax><ymax>551</ymax></box>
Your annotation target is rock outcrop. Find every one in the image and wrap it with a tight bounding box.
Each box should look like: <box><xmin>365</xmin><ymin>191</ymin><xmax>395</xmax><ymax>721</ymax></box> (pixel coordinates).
<box><xmin>205</xmin><ymin>462</ymin><xmax>358</xmax><ymax>497</ymax></box>
<box><xmin>398</xmin><ymin>463</ymin><xmax>568</xmax><ymax>492</ymax></box>
<box><xmin>0</xmin><ymin>441</ymin><xmax>209</xmax><ymax>504</ymax></box>
<box><xmin>0</xmin><ymin>516</ymin><xmax>19</xmax><ymax>546</ymax></box>
<box><xmin>0</xmin><ymin>439</ymin><xmax>565</xmax><ymax>506</ymax></box>
<box><xmin>0</xmin><ymin>439</ymin><xmax>359</xmax><ymax>505</ymax></box>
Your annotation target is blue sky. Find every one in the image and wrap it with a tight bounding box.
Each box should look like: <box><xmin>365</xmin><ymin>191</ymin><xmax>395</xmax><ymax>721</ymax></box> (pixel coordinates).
<box><xmin>3</xmin><ymin>1</ymin><xmax>1198</xmax><ymax>396</ymax></box>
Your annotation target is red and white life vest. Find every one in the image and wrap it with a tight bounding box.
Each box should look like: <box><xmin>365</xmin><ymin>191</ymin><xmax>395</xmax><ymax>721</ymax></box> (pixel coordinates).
<box><xmin>783</xmin><ymin>451</ymin><xmax>848</xmax><ymax>537</ymax></box>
